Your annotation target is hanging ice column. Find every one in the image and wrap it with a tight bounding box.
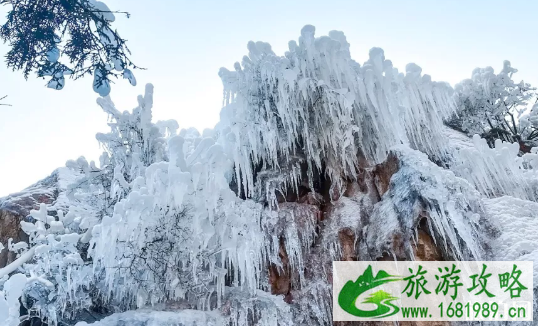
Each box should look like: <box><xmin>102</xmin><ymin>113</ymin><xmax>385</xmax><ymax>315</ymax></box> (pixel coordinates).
<box><xmin>216</xmin><ymin>25</ymin><xmax>456</xmax><ymax>199</ymax></box>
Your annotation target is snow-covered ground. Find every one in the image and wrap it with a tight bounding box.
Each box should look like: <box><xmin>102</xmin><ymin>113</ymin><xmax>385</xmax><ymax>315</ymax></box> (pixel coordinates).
<box><xmin>75</xmin><ymin>310</ymin><xmax>222</xmax><ymax>326</ymax></box>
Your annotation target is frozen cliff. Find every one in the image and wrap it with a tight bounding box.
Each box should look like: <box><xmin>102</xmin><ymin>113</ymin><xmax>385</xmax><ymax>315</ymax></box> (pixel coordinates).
<box><xmin>1</xmin><ymin>25</ymin><xmax>537</xmax><ymax>326</ymax></box>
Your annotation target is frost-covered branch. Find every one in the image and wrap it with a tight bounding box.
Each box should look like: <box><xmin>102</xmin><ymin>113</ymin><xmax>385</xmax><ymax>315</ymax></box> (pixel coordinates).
<box><xmin>0</xmin><ymin>246</ymin><xmax>35</xmax><ymax>279</ymax></box>
<box><xmin>0</xmin><ymin>0</ymin><xmax>139</xmax><ymax>96</ymax></box>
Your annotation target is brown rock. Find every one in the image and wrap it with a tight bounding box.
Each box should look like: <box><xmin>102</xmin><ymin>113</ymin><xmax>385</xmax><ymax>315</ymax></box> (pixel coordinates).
<box><xmin>414</xmin><ymin>229</ymin><xmax>443</xmax><ymax>261</ymax></box>
<box><xmin>373</xmin><ymin>152</ymin><xmax>399</xmax><ymax>197</ymax></box>
<box><xmin>269</xmin><ymin>238</ymin><xmax>292</xmax><ymax>302</ymax></box>
<box><xmin>265</xmin><ymin>151</ymin><xmax>452</xmax><ymax>325</ymax></box>
<box><xmin>297</xmin><ymin>191</ymin><xmax>324</xmax><ymax>206</ymax></box>
<box><xmin>343</xmin><ymin>179</ymin><xmax>366</xmax><ymax>198</ymax></box>
<box><xmin>0</xmin><ymin>170</ymin><xmax>61</xmax><ymax>268</ymax></box>
<box><xmin>338</xmin><ymin>228</ymin><xmax>356</xmax><ymax>261</ymax></box>
<box><xmin>0</xmin><ymin>210</ymin><xmax>28</xmax><ymax>268</ymax></box>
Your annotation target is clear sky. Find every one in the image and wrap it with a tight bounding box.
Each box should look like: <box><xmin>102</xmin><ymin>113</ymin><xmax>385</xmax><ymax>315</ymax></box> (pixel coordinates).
<box><xmin>0</xmin><ymin>0</ymin><xmax>537</xmax><ymax>197</ymax></box>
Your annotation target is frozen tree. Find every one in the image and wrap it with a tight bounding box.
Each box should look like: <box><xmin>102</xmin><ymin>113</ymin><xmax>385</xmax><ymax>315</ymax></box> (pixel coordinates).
<box><xmin>451</xmin><ymin>61</ymin><xmax>536</xmax><ymax>149</ymax></box>
<box><xmin>0</xmin><ymin>85</ymin><xmax>179</xmax><ymax>325</ymax></box>
<box><xmin>0</xmin><ymin>0</ymin><xmax>139</xmax><ymax>96</ymax></box>
<box><xmin>65</xmin><ymin>84</ymin><xmax>170</xmax><ymax>246</ymax></box>
<box><xmin>95</xmin><ymin>84</ymin><xmax>168</xmax><ymax>173</ymax></box>
<box><xmin>518</xmin><ymin>100</ymin><xmax>538</xmax><ymax>149</ymax></box>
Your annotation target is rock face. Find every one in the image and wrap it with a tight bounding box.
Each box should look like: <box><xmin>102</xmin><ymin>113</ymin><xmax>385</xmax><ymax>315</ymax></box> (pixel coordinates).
<box><xmin>264</xmin><ymin>150</ymin><xmax>453</xmax><ymax>325</ymax></box>
<box><xmin>0</xmin><ymin>169</ymin><xmax>67</xmax><ymax>268</ymax></box>
<box><xmin>0</xmin><ymin>209</ymin><xmax>28</xmax><ymax>268</ymax></box>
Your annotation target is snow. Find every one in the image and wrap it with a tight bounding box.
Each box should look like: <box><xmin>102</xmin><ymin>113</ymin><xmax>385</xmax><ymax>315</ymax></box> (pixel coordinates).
<box><xmin>75</xmin><ymin>309</ymin><xmax>222</xmax><ymax>326</ymax></box>
<box><xmin>321</xmin><ymin>189</ymin><xmax>372</xmax><ymax>262</ymax></box>
<box><xmin>452</xmin><ymin>134</ymin><xmax>538</xmax><ymax>200</ymax></box>
<box><xmin>46</xmin><ymin>47</ymin><xmax>60</xmax><ymax>63</ymax></box>
<box><xmin>123</xmin><ymin>68</ymin><xmax>137</xmax><ymax>86</ymax></box>
<box><xmin>442</xmin><ymin>125</ymin><xmax>473</xmax><ymax>151</ymax></box>
<box><xmin>224</xmin><ymin>288</ymin><xmax>293</xmax><ymax>326</ymax></box>
<box><xmin>0</xmin><ymin>273</ymin><xmax>27</xmax><ymax>326</ymax></box>
<box><xmin>93</xmin><ymin>68</ymin><xmax>111</xmax><ymax>97</ymax></box>
<box><xmin>88</xmin><ymin>0</ymin><xmax>116</xmax><ymax>22</ymax></box>
<box><xmin>484</xmin><ymin>196</ymin><xmax>538</xmax><ymax>284</ymax></box>
<box><xmin>367</xmin><ymin>146</ymin><xmax>484</xmax><ymax>261</ymax></box>
<box><xmin>1</xmin><ymin>24</ymin><xmax>538</xmax><ymax>326</ymax></box>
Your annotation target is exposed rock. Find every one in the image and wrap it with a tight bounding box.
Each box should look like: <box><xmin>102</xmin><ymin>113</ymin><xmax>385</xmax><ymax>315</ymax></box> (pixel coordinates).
<box><xmin>0</xmin><ymin>209</ymin><xmax>28</xmax><ymax>268</ymax></box>
<box><xmin>414</xmin><ymin>229</ymin><xmax>443</xmax><ymax>261</ymax></box>
<box><xmin>0</xmin><ymin>168</ymin><xmax>74</xmax><ymax>268</ymax></box>
<box><xmin>269</xmin><ymin>238</ymin><xmax>291</xmax><ymax>300</ymax></box>
<box><xmin>0</xmin><ymin>172</ymin><xmax>57</xmax><ymax>268</ymax></box>
<box><xmin>372</xmin><ymin>152</ymin><xmax>399</xmax><ymax>197</ymax></box>
<box><xmin>337</xmin><ymin>228</ymin><xmax>356</xmax><ymax>261</ymax></box>
<box><xmin>0</xmin><ymin>172</ymin><xmax>57</xmax><ymax>217</ymax></box>
<box><xmin>268</xmin><ymin>149</ymin><xmax>460</xmax><ymax>325</ymax></box>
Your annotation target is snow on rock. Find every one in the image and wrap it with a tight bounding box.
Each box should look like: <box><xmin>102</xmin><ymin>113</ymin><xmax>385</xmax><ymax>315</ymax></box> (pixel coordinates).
<box><xmin>367</xmin><ymin>146</ymin><xmax>484</xmax><ymax>261</ymax></box>
<box><xmin>0</xmin><ymin>167</ymin><xmax>78</xmax><ymax>268</ymax></box>
<box><xmin>264</xmin><ymin>202</ymin><xmax>320</xmax><ymax>289</ymax></box>
<box><xmin>75</xmin><ymin>309</ymin><xmax>222</xmax><ymax>326</ymax></box>
<box><xmin>452</xmin><ymin>135</ymin><xmax>538</xmax><ymax>200</ymax></box>
<box><xmin>484</xmin><ymin>196</ymin><xmax>538</xmax><ymax>283</ymax></box>
<box><xmin>442</xmin><ymin>125</ymin><xmax>473</xmax><ymax>151</ymax></box>
<box><xmin>482</xmin><ymin>196</ymin><xmax>538</xmax><ymax>325</ymax></box>
<box><xmin>223</xmin><ymin>288</ymin><xmax>293</xmax><ymax>326</ymax></box>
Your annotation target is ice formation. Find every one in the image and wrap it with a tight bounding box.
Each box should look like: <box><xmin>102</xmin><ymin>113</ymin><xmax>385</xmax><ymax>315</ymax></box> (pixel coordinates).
<box><xmin>216</xmin><ymin>25</ymin><xmax>455</xmax><ymax>199</ymax></box>
<box><xmin>452</xmin><ymin>135</ymin><xmax>538</xmax><ymax>200</ymax></box>
<box><xmin>0</xmin><ymin>25</ymin><xmax>537</xmax><ymax>326</ymax></box>
<box><xmin>367</xmin><ymin>146</ymin><xmax>484</xmax><ymax>261</ymax></box>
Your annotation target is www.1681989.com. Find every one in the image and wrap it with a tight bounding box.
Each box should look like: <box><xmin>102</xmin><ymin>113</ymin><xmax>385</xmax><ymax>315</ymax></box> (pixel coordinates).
<box><xmin>436</xmin><ymin>302</ymin><xmax>527</xmax><ymax>320</ymax></box>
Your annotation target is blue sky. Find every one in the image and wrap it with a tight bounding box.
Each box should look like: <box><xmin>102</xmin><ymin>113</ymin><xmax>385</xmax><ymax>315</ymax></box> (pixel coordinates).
<box><xmin>0</xmin><ymin>0</ymin><xmax>537</xmax><ymax>196</ymax></box>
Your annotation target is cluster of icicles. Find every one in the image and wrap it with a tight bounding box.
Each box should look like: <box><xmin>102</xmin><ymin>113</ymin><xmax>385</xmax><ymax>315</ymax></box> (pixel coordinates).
<box><xmin>217</xmin><ymin>24</ymin><xmax>456</xmax><ymax>200</ymax></box>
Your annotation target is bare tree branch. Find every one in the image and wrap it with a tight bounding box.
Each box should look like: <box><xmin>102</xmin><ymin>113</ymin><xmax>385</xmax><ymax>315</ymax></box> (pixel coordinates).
<box><xmin>0</xmin><ymin>95</ymin><xmax>12</xmax><ymax>106</ymax></box>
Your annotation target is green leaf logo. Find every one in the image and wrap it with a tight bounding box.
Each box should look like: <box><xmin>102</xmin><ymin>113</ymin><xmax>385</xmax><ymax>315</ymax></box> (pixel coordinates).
<box><xmin>338</xmin><ymin>265</ymin><xmax>402</xmax><ymax>318</ymax></box>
